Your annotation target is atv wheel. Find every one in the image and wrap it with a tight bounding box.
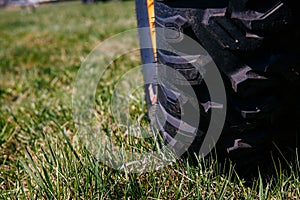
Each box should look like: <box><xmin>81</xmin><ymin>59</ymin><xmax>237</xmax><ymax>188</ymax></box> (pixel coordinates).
<box><xmin>136</xmin><ymin>0</ymin><xmax>300</xmax><ymax>176</ymax></box>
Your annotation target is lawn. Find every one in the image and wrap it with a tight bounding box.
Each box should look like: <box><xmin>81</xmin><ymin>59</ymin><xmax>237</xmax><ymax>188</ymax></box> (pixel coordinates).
<box><xmin>0</xmin><ymin>1</ymin><xmax>300</xmax><ymax>199</ymax></box>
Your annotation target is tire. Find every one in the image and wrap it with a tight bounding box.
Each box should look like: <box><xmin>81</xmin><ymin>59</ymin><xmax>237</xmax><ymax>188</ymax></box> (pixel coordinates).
<box><xmin>136</xmin><ymin>0</ymin><xmax>300</xmax><ymax>176</ymax></box>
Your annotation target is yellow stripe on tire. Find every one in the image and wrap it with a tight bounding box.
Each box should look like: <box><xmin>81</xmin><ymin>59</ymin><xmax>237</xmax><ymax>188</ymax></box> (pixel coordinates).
<box><xmin>147</xmin><ymin>0</ymin><xmax>156</xmax><ymax>60</ymax></box>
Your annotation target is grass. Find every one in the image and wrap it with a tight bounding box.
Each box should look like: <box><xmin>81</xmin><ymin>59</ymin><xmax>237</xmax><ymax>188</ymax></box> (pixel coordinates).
<box><xmin>0</xmin><ymin>1</ymin><xmax>300</xmax><ymax>199</ymax></box>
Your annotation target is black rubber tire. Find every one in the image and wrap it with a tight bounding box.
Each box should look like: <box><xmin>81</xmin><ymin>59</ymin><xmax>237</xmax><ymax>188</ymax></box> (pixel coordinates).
<box><xmin>136</xmin><ymin>0</ymin><xmax>300</xmax><ymax>176</ymax></box>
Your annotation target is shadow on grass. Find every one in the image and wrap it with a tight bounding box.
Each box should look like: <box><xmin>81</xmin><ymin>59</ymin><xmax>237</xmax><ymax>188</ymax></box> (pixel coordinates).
<box><xmin>182</xmin><ymin>130</ymin><xmax>299</xmax><ymax>187</ymax></box>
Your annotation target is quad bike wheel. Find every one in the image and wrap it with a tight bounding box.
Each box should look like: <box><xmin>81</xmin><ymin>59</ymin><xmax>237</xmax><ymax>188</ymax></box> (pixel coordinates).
<box><xmin>136</xmin><ymin>0</ymin><xmax>300</xmax><ymax>176</ymax></box>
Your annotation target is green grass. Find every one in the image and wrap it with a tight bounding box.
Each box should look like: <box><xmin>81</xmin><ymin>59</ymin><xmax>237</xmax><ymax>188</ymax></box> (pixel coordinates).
<box><xmin>0</xmin><ymin>1</ymin><xmax>300</xmax><ymax>199</ymax></box>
